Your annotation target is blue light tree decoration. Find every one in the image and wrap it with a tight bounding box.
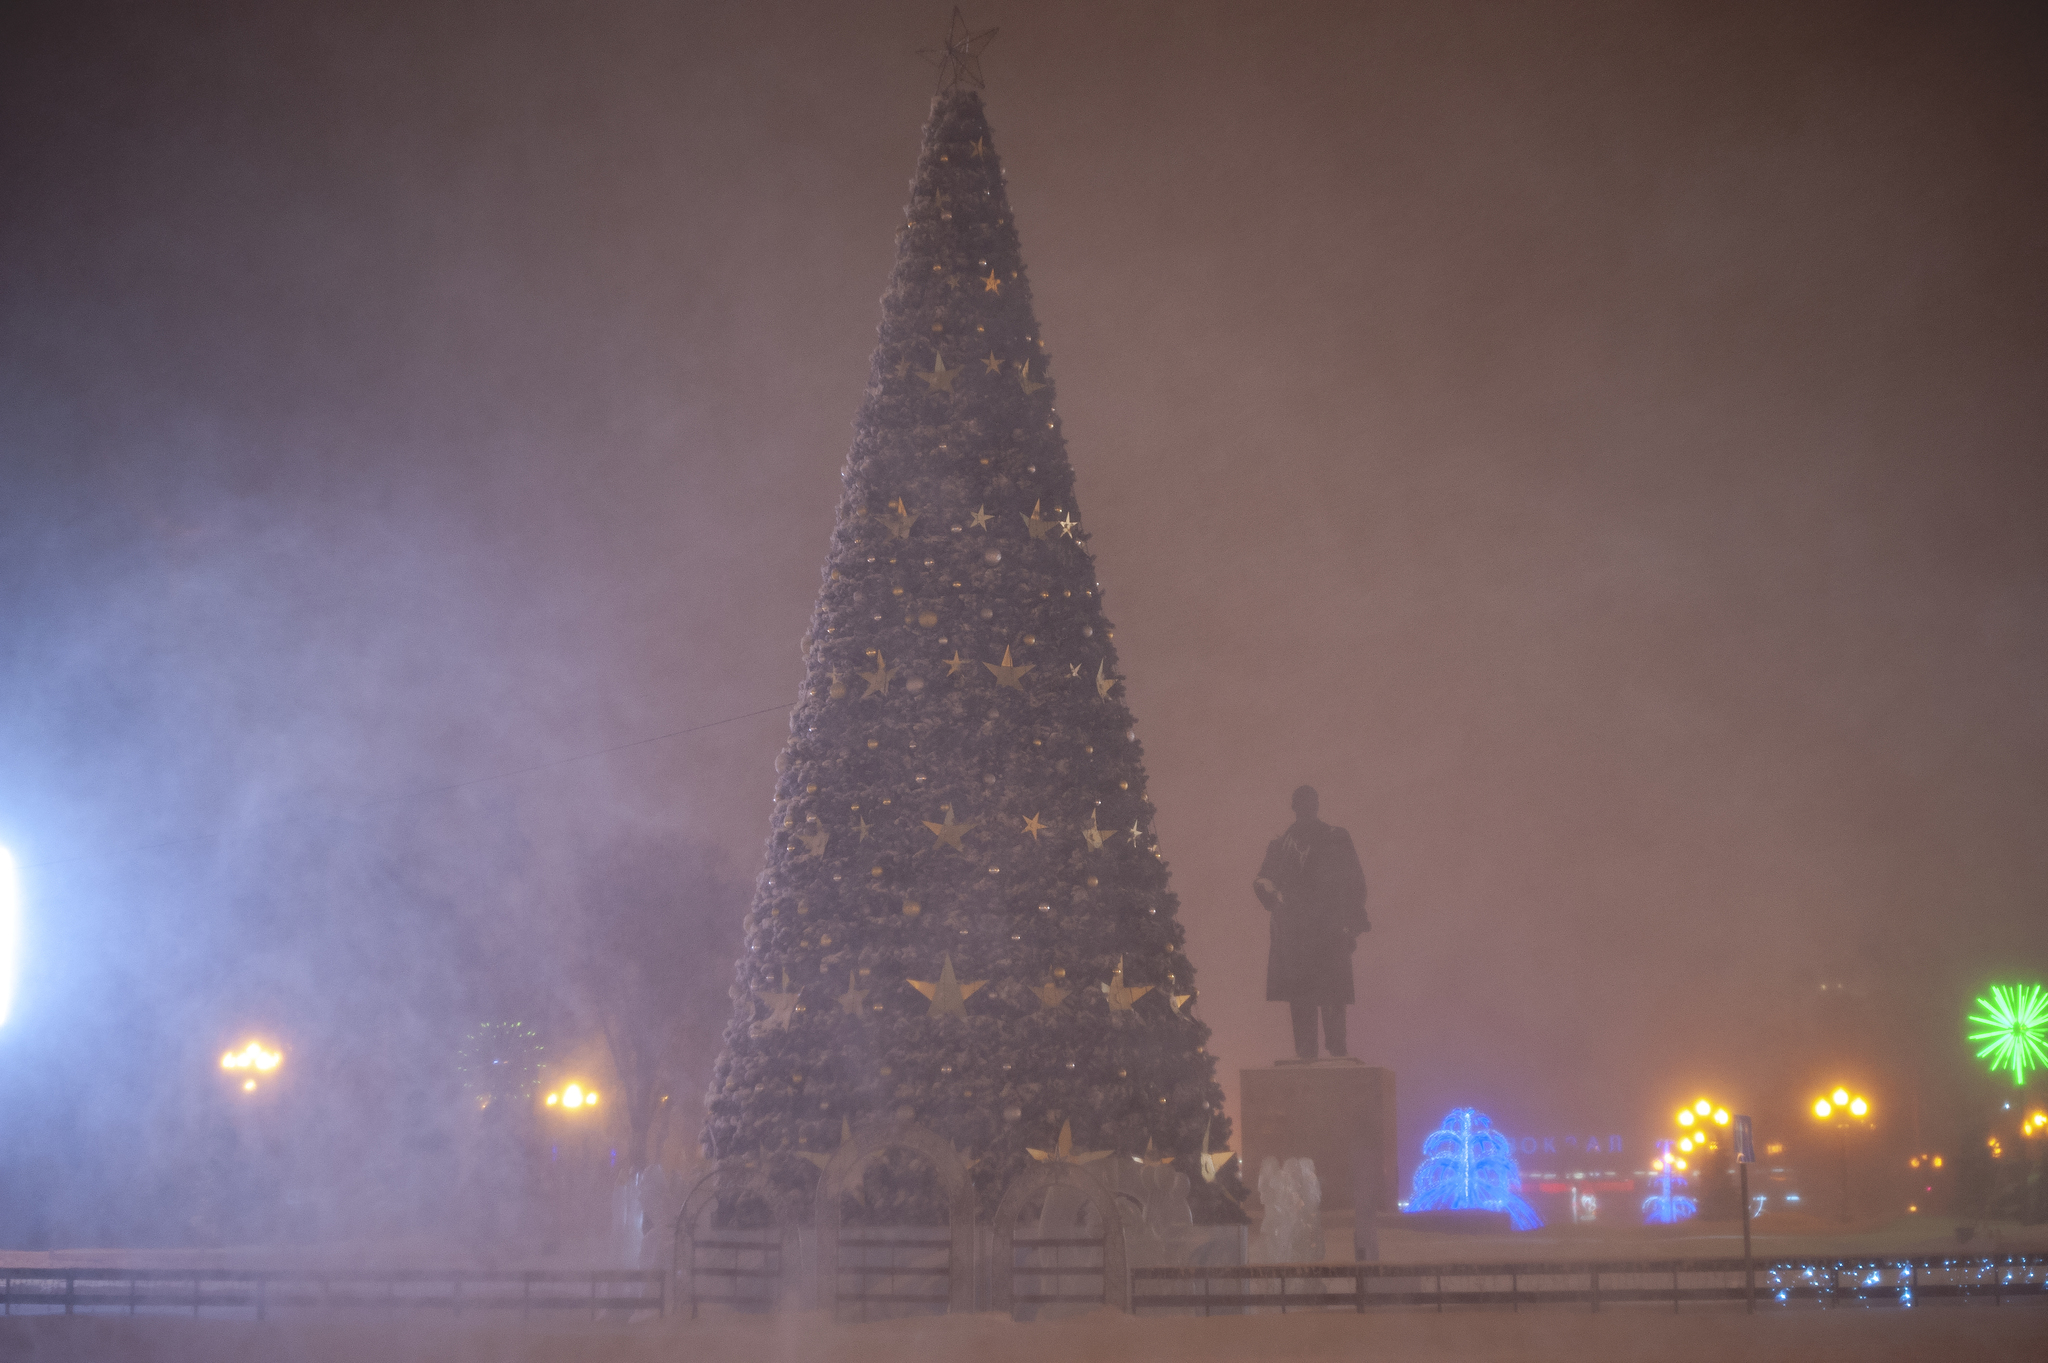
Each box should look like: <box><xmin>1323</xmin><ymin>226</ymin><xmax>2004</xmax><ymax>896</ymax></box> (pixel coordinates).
<box><xmin>1641</xmin><ymin>1139</ymin><xmax>1698</xmax><ymax>1225</ymax></box>
<box><xmin>1408</xmin><ymin>1107</ymin><xmax>1543</xmax><ymax>1230</ymax></box>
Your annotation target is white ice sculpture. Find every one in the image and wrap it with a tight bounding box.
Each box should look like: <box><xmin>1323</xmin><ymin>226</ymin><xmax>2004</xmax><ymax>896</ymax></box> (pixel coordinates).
<box><xmin>1251</xmin><ymin>1156</ymin><xmax>1325</xmax><ymax>1264</ymax></box>
<box><xmin>614</xmin><ymin>1164</ymin><xmax>675</xmax><ymax>1268</ymax></box>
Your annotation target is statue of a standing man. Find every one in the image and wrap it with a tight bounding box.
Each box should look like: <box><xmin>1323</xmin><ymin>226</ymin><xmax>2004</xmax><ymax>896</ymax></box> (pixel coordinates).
<box><xmin>1254</xmin><ymin>785</ymin><xmax>1369</xmax><ymax>1060</ymax></box>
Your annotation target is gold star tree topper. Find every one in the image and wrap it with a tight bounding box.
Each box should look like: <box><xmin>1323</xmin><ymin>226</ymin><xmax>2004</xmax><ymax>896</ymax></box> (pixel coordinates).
<box><xmin>918</xmin><ymin>7</ymin><xmax>998</xmax><ymax>92</ymax></box>
<box><xmin>1028</xmin><ymin>1120</ymin><xmax>1112</xmax><ymax>1165</ymax></box>
<box><xmin>1100</xmin><ymin>956</ymin><xmax>1154</xmax><ymax>1011</ymax></box>
<box><xmin>908</xmin><ymin>955</ymin><xmax>986</xmax><ymax>1017</ymax></box>
<box><xmin>922</xmin><ymin>804</ymin><xmax>975</xmax><ymax>852</ymax></box>
<box><xmin>985</xmin><ymin>645</ymin><xmax>1033</xmax><ymax>689</ymax></box>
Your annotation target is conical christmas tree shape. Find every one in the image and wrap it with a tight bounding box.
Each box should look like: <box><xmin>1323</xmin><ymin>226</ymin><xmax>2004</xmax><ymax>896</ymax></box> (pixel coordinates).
<box><xmin>705</xmin><ymin>86</ymin><xmax>1243</xmax><ymax>1220</ymax></box>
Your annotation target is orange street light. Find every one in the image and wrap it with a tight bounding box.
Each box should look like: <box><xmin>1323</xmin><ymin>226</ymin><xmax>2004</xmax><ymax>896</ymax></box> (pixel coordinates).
<box><xmin>544</xmin><ymin>1082</ymin><xmax>600</xmax><ymax>1111</ymax></box>
<box><xmin>1812</xmin><ymin>1087</ymin><xmax>1872</xmax><ymax>1223</ymax></box>
<box><xmin>220</xmin><ymin>1041</ymin><xmax>283</xmax><ymax>1092</ymax></box>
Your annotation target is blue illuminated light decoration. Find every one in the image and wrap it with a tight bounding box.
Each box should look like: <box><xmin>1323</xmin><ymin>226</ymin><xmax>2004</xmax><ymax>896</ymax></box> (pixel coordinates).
<box><xmin>1641</xmin><ymin>1139</ymin><xmax>1698</xmax><ymax>1224</ymax></box>
<box><xmin>1407</xmin><ymin>1107</ymin><xmax>1543</xmax><ymax>1231</ymax></box>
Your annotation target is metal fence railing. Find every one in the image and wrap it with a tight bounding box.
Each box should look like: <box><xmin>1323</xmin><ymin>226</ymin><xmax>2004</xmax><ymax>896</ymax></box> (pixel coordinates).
<box><xmin>0</xmin><ymin>1267</ymin><xmax>665</xmax><ymax>1321</ymax></box>
<box><xmin>1131</xmin><ymin>1254</ymin><xmax>2048</xmax><ymax>1316</ymax></box>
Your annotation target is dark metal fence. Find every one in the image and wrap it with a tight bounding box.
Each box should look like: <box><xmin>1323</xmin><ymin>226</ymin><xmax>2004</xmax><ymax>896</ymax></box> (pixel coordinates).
<box><xmin>832</xmin><ymin>1229</ymin><xmax>954</xmax><ymax>1321</ymax></box>
<box><xmin>1009</xmin><ymin>1234</ymin><xmax>1109</xmax><ymax>1311</ymax></box>
<box><xmin>1131</xmin><ymin>1253</ymin><xmax>2048</xmax><ymax>1316</ymax></box>
<box><xmin>0</xmin><ymin>1267</ymin><xmax>665</xmax><ymax>1320</ymax></box>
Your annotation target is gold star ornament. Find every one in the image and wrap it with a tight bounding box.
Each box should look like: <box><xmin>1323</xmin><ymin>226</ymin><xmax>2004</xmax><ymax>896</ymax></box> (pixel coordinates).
<box><xmin>984</xmin><ymin>645</ymin><xmax>1034</xmax><ymax>689</ymax></box>
<box><xmin>922</xmin><ymin>804</ymin><xmax>975</xmax><ymax>852</ymax></box>
<box><xmin>858</xmin><ymin>650</ymin><xmax>896</xmax><ymax>696</ymax></box>
<box><xmin>754</xmin><ymin>971</ymin><xmax>802</xmax><ymax>1033</ymax></box>
<box><xmin>1030</xmin><ymin>978</ymin><xmax>1070</xmax><ymax>1010</ymax></box>
<box><xmin>1136</xmin><ymin>1137</ymin><xmax>1176</xmax><ymax>1168</ymax></box>
<box><xmin>1100</xmin><ymin>956</ymin><xmax>1154</xmax><ymax>1011</ymax></box>
<box><xmin>794</xmin><ymin>824</ymin><xmax>829</xmax><ymax>859</ymax></box>
<box><xmin>1016</xmin><ymin>359</ymin><xmax>1045</xmax><ymax>395</ymax></box>
<box><xmin>967</xmin><ymin>505</ymin><xmax>993</xmax><ymax>530</ymax></box>
<box><xmin>1021</xmin><ymin>812</ymin><xmax>1046</xmax><ymax>841</ymax></box>
<box><xmin>1199</xmin><ymin>1117</ymin><xmax>1236</xmax><ymax>1183</ymax></box>
<box><xmin>1027</xmin><ymin>1120</ymin><xmax>1111</xmax><ymax>1165</ymax></box>
<box><xmin>881</xmin><ymin>497</ymin><xmax>919</xmax><ymax>539</ymax></box>
<box><xmin>982</xmin><ymin>270</ymin><xmax>1001</xmax><ymax>294</ymax></box>
<box><xmin>943</xmin><ymin>650</ymin><xmax>970</xmax><ymax>676</ymax></box>
<box><xmin>1021</xmin><ymin>499</ymin><xmax>1054</xmax><ymax>539</ymax></box>
<box><xmin>837</xmin><ymin>971</ymin><xmax>869</xmax><ymax>1015</ymax></box>
<box><xmin>918</xmin><ymin>351</ymin><xmax>956</xmax><ymax>393</ymax></box>
<box><xmin>908</xmin><ymin>955</ymin><xmax>986</xmax><ymax>1017</ymax></box>
<box><xmin>1081</xmin><ymin>811</ymin><xmax>1109</xmax><ymax>851</ymax></box>
<box><xmin>798</xmin><ymin>1116</ymin><xmax>855</xmax><ymax>1169</ymax></box>
<box><xmin>1095</xmin><ymin>660</ymin><xmax>1117</xmax><ymax>699</ymax></box>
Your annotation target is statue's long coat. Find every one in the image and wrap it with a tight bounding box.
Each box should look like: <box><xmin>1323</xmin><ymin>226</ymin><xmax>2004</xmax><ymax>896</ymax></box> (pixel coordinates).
<box><xmin>1254</xmin><ymin>819</ymin><xmax>1369</xmax><ymax>1005</ymax></box>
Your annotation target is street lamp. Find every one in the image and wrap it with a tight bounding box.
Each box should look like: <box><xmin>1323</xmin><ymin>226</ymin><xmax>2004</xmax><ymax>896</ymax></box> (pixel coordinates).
<box><xmin>1670</xmin><ymin>1098</ymin><xmax>1734</xmax><ymax>1213</ymax></box>
<box><xmin>220</xmin><ymin>1041</ymin><xmax>283</xmax><ymax>1092</ymax></box>
<box><xmin>1811</xmin><ymin>1087</ymin><xmax>1872</xmax><ymax>1224</ymax></box>
<box><xmin>544</xmin><ymin>1082</ymin><xmax>600</xmax><ymax>1111</ymax></box>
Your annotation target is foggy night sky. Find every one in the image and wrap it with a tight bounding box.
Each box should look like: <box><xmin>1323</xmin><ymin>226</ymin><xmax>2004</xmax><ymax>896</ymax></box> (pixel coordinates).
<box><xmin>2</xmin><ymin>0</ymin><xmax>2045</xmax><ymax>1236</ymax></box>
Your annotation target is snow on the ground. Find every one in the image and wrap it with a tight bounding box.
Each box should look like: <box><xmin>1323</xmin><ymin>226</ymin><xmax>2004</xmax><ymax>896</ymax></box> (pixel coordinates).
<box><xmin>4</xmin><ymin>1301</ymin><xmax>2045</xmax><ymax>1363</ymax></box>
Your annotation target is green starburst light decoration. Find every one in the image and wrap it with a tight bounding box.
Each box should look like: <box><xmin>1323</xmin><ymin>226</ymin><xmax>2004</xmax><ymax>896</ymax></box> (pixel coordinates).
<box><xmin>1967</xmin><ymin>983</ymin><xmax>2048</xmax><ymax>1087</ymax></box>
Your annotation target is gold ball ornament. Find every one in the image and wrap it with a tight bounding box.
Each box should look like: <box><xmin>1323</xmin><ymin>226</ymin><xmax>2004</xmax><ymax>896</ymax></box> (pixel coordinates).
<box><xmin>903</xmin><ymin>900</ymin><xmax>922</xmax><ymax>916</ymax></box>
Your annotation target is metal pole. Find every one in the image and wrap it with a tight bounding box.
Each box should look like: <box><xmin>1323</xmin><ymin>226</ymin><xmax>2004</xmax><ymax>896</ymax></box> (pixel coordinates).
<box><xmin>1838</xmin><ymin>1128</ymin><xmax>1849</xmax><ymax>1225</ymax></box>
<box><xmin>1740</xmin><ymin>1161</ymin><xmax>1754</xmax><ymax>1313</ymax></box>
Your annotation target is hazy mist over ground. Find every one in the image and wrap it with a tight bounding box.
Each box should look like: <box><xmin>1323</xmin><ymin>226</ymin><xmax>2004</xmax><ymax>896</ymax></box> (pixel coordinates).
<box><xmin>1</xmin><ymin>0</ymin><xmax>2043</xmax><ymax>1246</ymax></box>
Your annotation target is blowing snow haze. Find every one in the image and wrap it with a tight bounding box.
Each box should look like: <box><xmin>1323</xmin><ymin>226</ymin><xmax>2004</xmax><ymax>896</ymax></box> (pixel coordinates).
<box><xmin>1</xmin><ymin>0</ymin><xmax>2043</xmax><ymax>1247</ymax></box>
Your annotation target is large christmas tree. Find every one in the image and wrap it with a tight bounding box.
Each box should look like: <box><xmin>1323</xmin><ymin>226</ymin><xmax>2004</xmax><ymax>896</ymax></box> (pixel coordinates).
<box><xmin>705</xmin><ymin>44</ymin><xmax>1243</xmax><ymax>1222</ymax></box>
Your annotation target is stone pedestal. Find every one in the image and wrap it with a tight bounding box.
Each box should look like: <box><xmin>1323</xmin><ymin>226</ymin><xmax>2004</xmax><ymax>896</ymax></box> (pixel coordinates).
<box><xmin>1239</xmin><ymin>1063</ymin><xmax>1397</xmax><ymax>1219</ymax></box>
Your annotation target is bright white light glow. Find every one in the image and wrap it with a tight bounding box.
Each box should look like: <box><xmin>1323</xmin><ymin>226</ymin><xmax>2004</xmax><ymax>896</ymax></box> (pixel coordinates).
<box><xmin>0</xmin><ymin>847</ymin><xmax>16</xmax><ymax>1027</ymax></box>
<box><xmin>221</xmin><ymin>1042</ymin><xmax>281</xmax><ymax>1072</ymax></box>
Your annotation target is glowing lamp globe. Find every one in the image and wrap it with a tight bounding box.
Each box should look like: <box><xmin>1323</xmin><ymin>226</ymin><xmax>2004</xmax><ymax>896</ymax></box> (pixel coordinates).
<box><xmin>1814</xmin><ymin>1099</ymin><xmax>1832</xmax><ymax>1118</ymax></box>
<box><xmin>1694</xmin><ymin>1100</ymin><xmax>1712</xmax><ymax>1117</ymax></box>
<box><xmin>1848</xmin><ymin>1097</ymin><xmax>1867</xmax><ymax>1117</ymax></box>
<box><xmin>220</xmin><ymin>1041</ymin><xmax>282</xmax><ymax>1091</ymax></box>
<box><xmin>545</xmin><ymin>1082</ymin><xmax>599</xmax><ymax>1111</ymax></box>
<box><xmin>1832</xmin><ymin>1088</ymin><xmax>1849</xmax><ymax>1106</ymax></box>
